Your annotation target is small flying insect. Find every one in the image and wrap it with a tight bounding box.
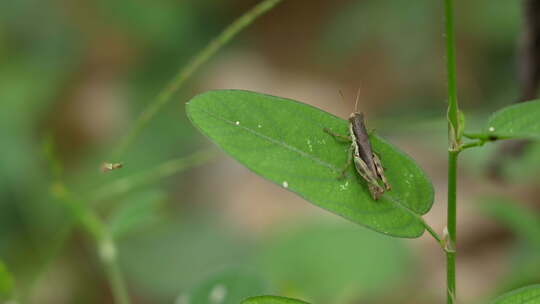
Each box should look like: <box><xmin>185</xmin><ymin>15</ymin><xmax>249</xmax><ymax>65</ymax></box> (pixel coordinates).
<box><xmin>324</xmin><ymin>90</ymin><xmax>391</xmax><ymax>200</ymax></box>
<box><xmin>100</xmin><ymin>162</ymin><xmax>124</xmax><ymax>173</ymax></box>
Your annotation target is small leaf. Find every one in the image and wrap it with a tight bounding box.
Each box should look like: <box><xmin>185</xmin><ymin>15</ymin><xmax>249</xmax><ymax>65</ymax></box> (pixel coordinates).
<box><xmin>486</xmin><ymin>100</ymin><xmax>540</xmax><ymax>140</ymax></box>
<box><xmin>491</xmin><ymin>284</ymin><xmax>540</xmax><ymax>303</ymax></box>
<box><xmin>256</xmin><ymin>223</ymin><xmax>411</xmax><ymax>302</ymax></box>
<box><xmin>177</xmin><ymin>269</ymin><xmax>266</xmax><ymax>304</ymax></box>
<box><xmin>187</xmin><ymin>90</ymin><xmax>434</xmax><ymax>238</ymax></box>
<box><xmin>241</xmin><ymin>295</ymin><xmax>310</xmax><ymax>304</ymax></box>
<box><xmin>0</xmin><ymin>261</ymin><xmax>14</xmax><ymax>300</ymax></box>
<box><xmin>119</xmin><ymin>220</ymin><xmax>252</xmax><ymax>298</ymax></box>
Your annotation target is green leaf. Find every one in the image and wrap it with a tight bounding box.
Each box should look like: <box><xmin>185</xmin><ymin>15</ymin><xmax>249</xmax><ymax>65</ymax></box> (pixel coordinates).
<box><xmin>486</xmin><ymin>100</ymin><xmax>540</xmax><ymax>140</ymax></box>
<box><xmin>119</xmin><ymin>220</ymin><xmax>252</xmax><ymax>300</ymax></box>
<box><xmin>0</xmin><ymin>260</ymin><xmax>14</xmax><ymax>300</ymax></box>
<box><xmin>187</xmin><ymin>90</ymin><xmax>434</xmax><ymax>238</ymax></box>
<box><xmin>256</xmin><ymin>222</ymin><xmax>411</xmax><ymax>302</ymax></box>
<box><xmin>241</xmin><ymin>295</ymin><xmax>310</xmax><ymax>304</ymax></box>
<box><xmin>177</xmin><ymin>269</ymin><xmax>267</xmax><ymax>304</ymax></box>
<box><xmin>491</xmin><ymin>284</ymin><xmax>540</xmax><ymax>303</ymax></box>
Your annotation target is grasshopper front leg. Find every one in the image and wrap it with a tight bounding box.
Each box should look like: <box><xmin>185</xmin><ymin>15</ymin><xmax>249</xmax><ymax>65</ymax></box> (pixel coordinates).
<box><xmin>336</xmin><ymin>145</ymin><xmax>354</xmax><ymax>179</ymax></box>
<box><xmin>323</xmin><ymin>128</ymin><xmax>352</xmax><ymax>142</ymax></box>
<box><xmin>324</xmin><ymin>128</ymin><xmax>354</xmax><ymax>179</ymax></box>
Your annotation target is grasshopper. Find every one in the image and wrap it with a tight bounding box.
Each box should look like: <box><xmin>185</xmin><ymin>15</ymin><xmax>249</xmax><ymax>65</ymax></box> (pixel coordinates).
<box><xmin>324</xmin><ymin>92</ymin><xmax>391</xmax><ymax>200</ymax></box>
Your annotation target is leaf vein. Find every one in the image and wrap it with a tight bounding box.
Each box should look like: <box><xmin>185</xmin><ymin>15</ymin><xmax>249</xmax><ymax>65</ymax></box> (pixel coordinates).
<box><xmin>195</xmin><ymin>107</ymin><xmax>340</xmax><ymax>172</ymax></box>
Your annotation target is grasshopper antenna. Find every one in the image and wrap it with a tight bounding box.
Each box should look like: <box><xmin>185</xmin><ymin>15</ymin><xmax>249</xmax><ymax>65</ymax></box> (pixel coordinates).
<box><xmin>354</xmin><ymin>87</ymin><xmax>361</xmax><ymax>113</ymax></box>
<box><xmin>338</xmin><ymin>89</ymin><xmax>346</xmax><ymax>104</ymax></box>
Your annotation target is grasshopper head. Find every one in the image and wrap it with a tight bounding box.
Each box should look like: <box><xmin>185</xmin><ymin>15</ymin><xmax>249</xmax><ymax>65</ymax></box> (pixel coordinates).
<box><xmin>348</xmin><ymin>112</ymin><xmax>364</xmax><ymax>123</ymax></box>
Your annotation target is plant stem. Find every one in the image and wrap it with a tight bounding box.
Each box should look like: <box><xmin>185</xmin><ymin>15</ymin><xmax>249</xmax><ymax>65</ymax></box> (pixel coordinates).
<box><xmin>113</xmin><ymin>0</ymin><xmax>284</xmax><ymax>158</ymax></box>
<box><xmin>418</xmin><ymin>217</ymin><xmax>443</xmax><ymax>245</ymax></box>
<box><xmin>100</xmin><ymin>237</ymin><xmax>130</xmax><ymax>304</ymax></box>
<box><xmin>51</xmin><ymin>183</ymin><xmax>130</xmax><ymax>304</ymax></box>
<box><xmin>460</xmin><ymin>140</ymin><xmax>485</xmax><ymax>150</ymax></box>
<box><xmin>444</xmin><ymin>0</ymin><xmax>459</xmax><ymax>303</ymax></box>
<box><xmin>446</xmin><ymin>151</ymin><xmax>458</xmax><ymax>303</ymax></box>
<box><xmin>91</xmin><ymin>149</ymin><xmax>216</xmax><ymax>202</ymax></box>
<box><xmin>44</xmin><ymin>136</ymin><xmax>131</xmax><ymax>304</ymax></box>
<box><xmin>463</xmin><ymin>132</ymin><xmax>489</xmax><ymax>140</ymax></box>
<box><xmin>444</xmin><ymin>0</ymin><xmax>459</xmax><ymax>139</ymax></box>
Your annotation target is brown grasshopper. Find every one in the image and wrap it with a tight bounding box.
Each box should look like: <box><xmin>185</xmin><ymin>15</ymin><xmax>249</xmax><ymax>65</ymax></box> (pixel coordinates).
<box><xmin>324</xmin><ymin>92</ymin><xmax>391</xmax><ymax>200</ymax></box>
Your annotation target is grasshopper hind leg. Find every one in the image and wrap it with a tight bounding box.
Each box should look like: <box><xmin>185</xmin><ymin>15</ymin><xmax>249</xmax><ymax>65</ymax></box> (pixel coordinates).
<box><xmin>372</xmin><ymin>152</ymin><xmax>391</xmax><ymax>191</ymax></box>
<box><xmin>354</xmin><ymin>155</ymin><xmax>385</xmax><ymax>200</ymax></box>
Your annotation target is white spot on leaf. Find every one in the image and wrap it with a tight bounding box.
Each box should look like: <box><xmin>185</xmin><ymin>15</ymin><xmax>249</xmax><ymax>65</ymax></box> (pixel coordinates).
<box><xmin>235</xmin><ymin>121</ymin><xmax>240</xmax><ymax>125</ymax></box>
<box><xmin>257</xmin><ymin>124</ymin><xmax>262</xmax><ymax>128</ymax></box>
<box><xmin>339</xmin><ymin>180</ymin><xmax>349</xmax><ymax>191</ymax></box>
<box><xmin>307</xmin><ymin>139</ymin><xmax>313</xmax><ymax>152</ymax></box>
<box><xmin>488</xmin><ymin>126</ymin><xmax>495</xmax><ymax>132</ymax></box>
<box><xmin>282</xmin><ymin>181</ymin><xmax>289</xmax><ymax>188</ymax></box>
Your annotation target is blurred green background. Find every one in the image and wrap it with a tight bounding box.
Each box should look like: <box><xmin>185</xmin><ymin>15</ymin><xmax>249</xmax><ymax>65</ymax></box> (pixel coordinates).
<box><xmin>1</xmin><ymin>0</ymin><xmax>540</xmax><ymax>303</ymax></box>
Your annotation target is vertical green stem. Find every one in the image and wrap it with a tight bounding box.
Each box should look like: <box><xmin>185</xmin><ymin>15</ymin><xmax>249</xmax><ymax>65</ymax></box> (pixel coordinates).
<box><xmin>100</xmin><ymin>237</ymin><xmax>130</xmax><ymax>304</ymax></box>
<box><xmin>444</xmin><ymin>0</ymin><xmax>459</xmax><ymax>132</ymax></box>
<box><xmin>51</xmin><ymin>183</ymin><xmax>131</xmax><ymax>304</ymax></box>
<box><xmin>43</xmin><ymin>1</ymin><xmax>287</xmax><ymax>300</ymax></box>
<box><xmin>443</xmin><ymin>0</ymin><xmax>459</xmax><ymax>303</ymax></box>
<box><xmin>113</xmin><ymin>0</ymin><xmax>284</xmax><ymax>158</ymax></box>
<box><xmin>446</xmin><ymin>151</ymin><xmax>458</xmax><ymax>303</ymax></box>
